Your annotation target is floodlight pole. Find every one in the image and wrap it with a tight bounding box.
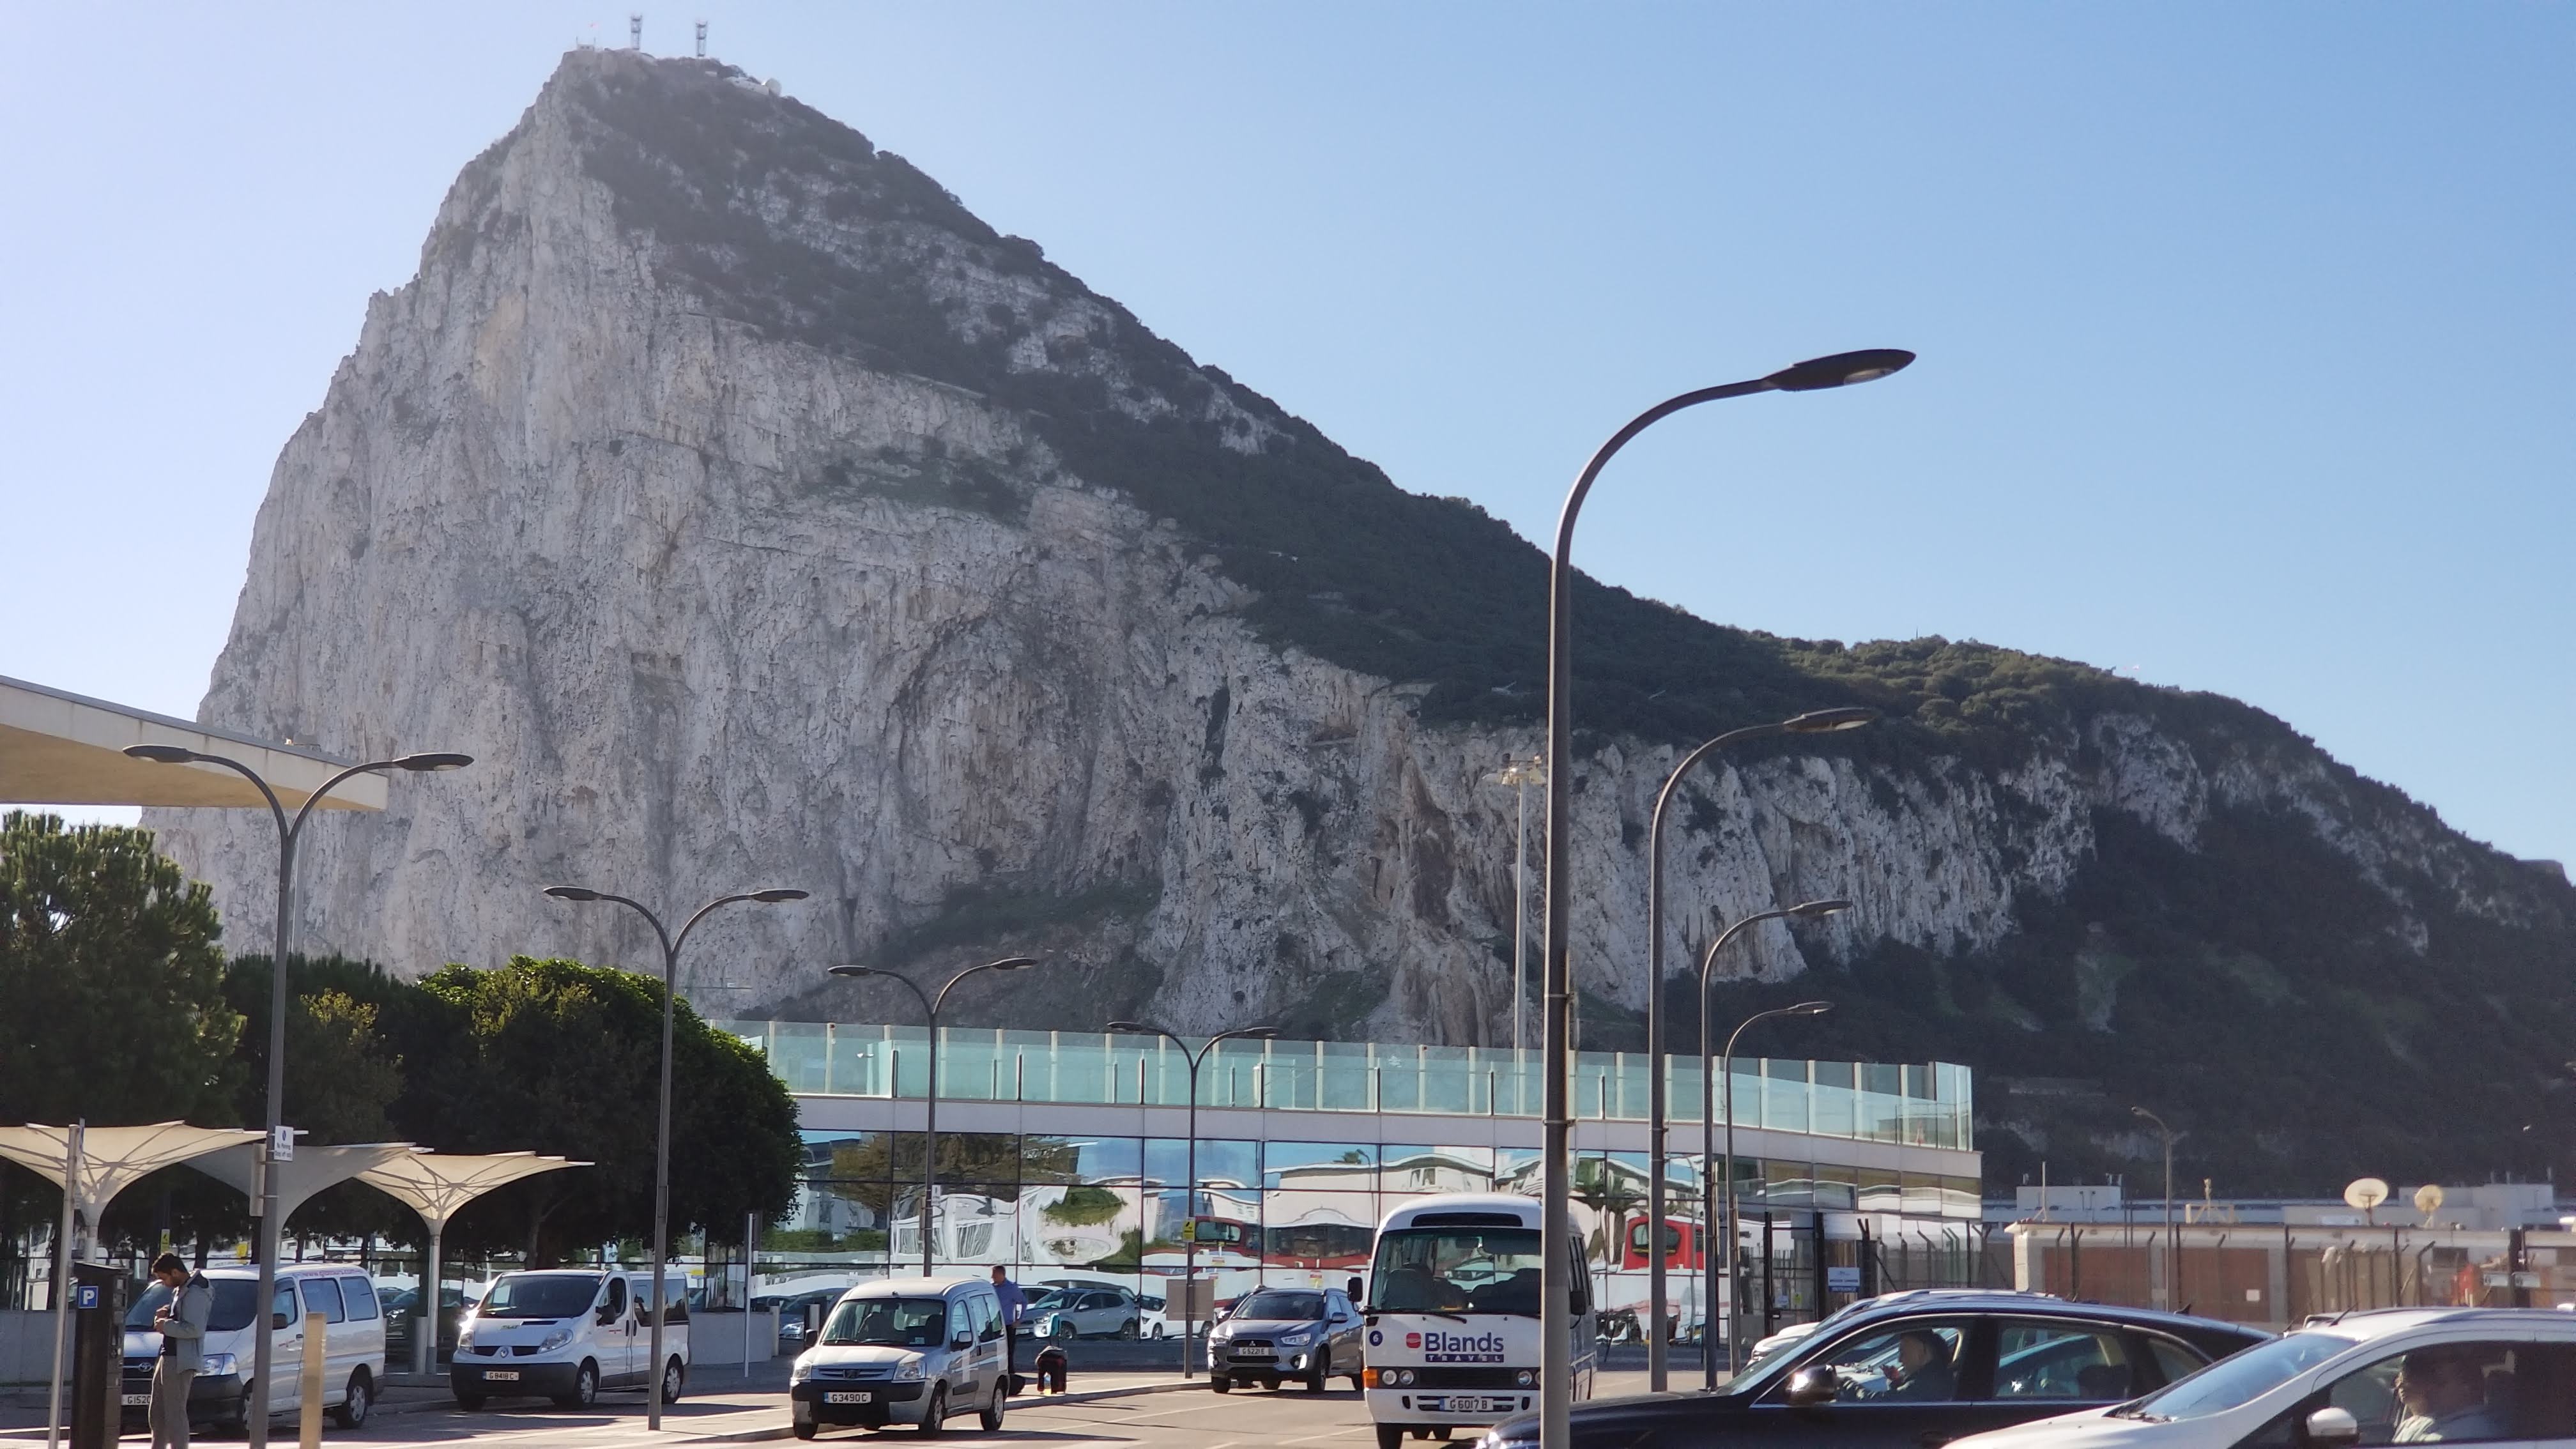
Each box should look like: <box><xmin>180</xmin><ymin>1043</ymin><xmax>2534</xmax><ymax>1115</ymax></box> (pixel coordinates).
<box><xmin>2133</xmin><ymin>1107</ymin><xmax>2177</xmax><ymax>1309</ymax></box>
<box><xmin>123</xmin><ymin>744</ymin><xmax>470</xmax><ymax>1449</ymax></box>
<box><xmin>547</xmin><ymin>885</ymin><xmax>808</xmax><ymax>1429</ymax></box>
<box><xmin>1540</xmin><ymin>349</ymin><xmax>1910</xmax><ymax>1449</ymax></box>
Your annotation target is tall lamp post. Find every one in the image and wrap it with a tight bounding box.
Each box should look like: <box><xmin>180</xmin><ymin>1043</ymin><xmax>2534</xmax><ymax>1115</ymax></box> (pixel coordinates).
<box><xmin>1538</xmin><ymin>347</ymin><xmax>1911</xmax><ymax>1449</ymax></box>
<box><xmin>1484</xmin><ymin>756</ymin><xmax>1547</xmax><ymax>1055</ymax></box>
<box><xmin>1105</xmin><ymin>1021</ymin><xmax>1278</xmax><ymax>1377</ymax></box>
<box><xmin>545</xmin><ymin>883</ymin><xmax>809</xmax><ymax>1429</ymax></box>
<box><xmin>831</xmin><ymin>958</ymin><xmax>1041</xmax><ymax>1276</ymax></box>
<box><xmin>1642</xmin><ymin>709</ymin><xmax>1872</xmax><ymax>1386</ymax></box>
<box><xmin>2131</xmin><ymin>1107</ymin><xmax>2177</xmax><ymax>1309</ymax></box>
<box><xmin>1698</xmin><ymin>910</ymin><xmax>1841</xmax><ymax>1385</ymax></box>
<box><xmin>125</xmin><ymin>742</ymin><xmax>470</xmax><ymax>1449</ymax></box>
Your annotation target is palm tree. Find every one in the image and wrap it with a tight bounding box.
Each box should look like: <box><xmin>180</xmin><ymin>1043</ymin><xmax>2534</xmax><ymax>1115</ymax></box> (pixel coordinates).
<box><xmin>1572</xmin><ymin>1159</ymin><xmax>1644</xmax><ymax>1329</ymax></box>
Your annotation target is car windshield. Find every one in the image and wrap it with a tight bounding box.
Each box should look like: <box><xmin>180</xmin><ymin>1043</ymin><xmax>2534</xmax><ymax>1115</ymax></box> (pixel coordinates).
<box><xmin>1238</xmin><ymin>1292</ymin><xmax>1326</xmax><ymax>1321</ymax></box>
<box><xmin>125</xmin><ymin>1280</ymin><xmax>260</xmax><ymax>1333</ymax></box>
<box><xmin>1368</xmin><ymin>1227</ymin><xmax>1543</xmax><ymax>1317</ymax></box>
<box><xmin>2118</xmin><ymin>1331</ymin><xmax>2357</xmax><ymax>1421</ymax></box>
<box><xmin>477</xmin><ymin>1275</ymin><xmax>599</xmax><ymax>1319</ymax></box>
<box><xmin>1027</xmin><ymin>1290</ymin><xmax>1071</xmax><ymax>1311</ymax></box>
<box><xmin>822</xmin><ymin>1297</ymin><xmax>951</xmax><ymax>1348</ymax></box>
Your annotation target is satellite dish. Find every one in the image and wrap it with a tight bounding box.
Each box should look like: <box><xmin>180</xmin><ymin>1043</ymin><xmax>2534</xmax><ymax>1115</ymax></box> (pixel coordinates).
<box><xmin>2414</xmin><ymin>1183</ymin><xmax>2446</xmax><ymax>1220</ymax></box>
<box><xmin>2345</xmin><ymin>1177</ymin><xmax>2391</xmax><ymax>1212</ymax></box>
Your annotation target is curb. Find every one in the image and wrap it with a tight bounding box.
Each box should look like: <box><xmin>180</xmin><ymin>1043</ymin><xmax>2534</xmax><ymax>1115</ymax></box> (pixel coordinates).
<box><xmin>678</xmin><ymin>1379</ymin><xmax>1202</xmax><ymax>1444</ymax></box>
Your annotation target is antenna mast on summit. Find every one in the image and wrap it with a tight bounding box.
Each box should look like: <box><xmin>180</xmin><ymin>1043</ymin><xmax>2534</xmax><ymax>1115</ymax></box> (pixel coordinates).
<box><xmin>695</xmin><ymin>20</ymin><xmax>707</xmax><ymax>57</ymax></box>
<box><xmin>630</xmin><ymin>13</ymin><xmax>643</xmax><ymax>50</ymax></box>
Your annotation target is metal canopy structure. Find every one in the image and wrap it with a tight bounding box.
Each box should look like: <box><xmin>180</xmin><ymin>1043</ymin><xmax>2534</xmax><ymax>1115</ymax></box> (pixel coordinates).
<box><xmin>187</xmin><ymin>1140</ymin><xmax>428</xmax><ymax>1223</ymax></box>
<box><xmin>0</xmin><ymin>673</ymin><xmax>386</xmax><ymax>811</ymax></box>
<box><xmin>356</xmin><ymin>1153</ymin><xmax>590</xmax><ymax>1376</ymax></box>
<box><xmin>0</xmin><ymin>1121</ymin><xmax>266</xmax><ymax>1252</ymax></box>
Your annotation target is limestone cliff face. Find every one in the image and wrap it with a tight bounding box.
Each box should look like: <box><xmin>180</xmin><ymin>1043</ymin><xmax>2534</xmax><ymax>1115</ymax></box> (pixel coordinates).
<box><xmin>146</xmin><ymin>51</ymin><xmax>2570</xmax><ymax>1087</ymax></box>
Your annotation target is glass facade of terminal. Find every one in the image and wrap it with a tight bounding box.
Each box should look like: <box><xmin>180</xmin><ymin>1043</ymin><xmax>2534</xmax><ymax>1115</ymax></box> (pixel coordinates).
<box><xmin>717</xmin><ymin>1022</ymin><xmax>1984</xmax><ymax>1333</ymax></box>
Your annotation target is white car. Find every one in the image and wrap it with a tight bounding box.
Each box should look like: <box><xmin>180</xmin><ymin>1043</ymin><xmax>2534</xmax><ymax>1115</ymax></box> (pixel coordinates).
<box><xmin>1949</xmin><ymin>1307</ymin><xmax>2576</xmax><ymax>1449</ymax></box>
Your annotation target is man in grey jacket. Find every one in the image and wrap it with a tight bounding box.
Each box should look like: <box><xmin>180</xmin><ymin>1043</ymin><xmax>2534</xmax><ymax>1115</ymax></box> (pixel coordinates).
<box><xmin>148</xmin><ymin>1253</ymin><xmax>210</xmax><ymax>1449</ymax></box>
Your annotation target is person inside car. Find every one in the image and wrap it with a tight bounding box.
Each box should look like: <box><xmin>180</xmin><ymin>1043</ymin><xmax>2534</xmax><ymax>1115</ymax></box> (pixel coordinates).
<box><xmin>2393</xmin><ymin>1346</ymin><xmax>2510</xmax><ymax>1443</ymax></box>
<box><xmin>1880</xmin><ymin>1330</ymin><xmax>1959</xmax><ymax>1402</ymax></box>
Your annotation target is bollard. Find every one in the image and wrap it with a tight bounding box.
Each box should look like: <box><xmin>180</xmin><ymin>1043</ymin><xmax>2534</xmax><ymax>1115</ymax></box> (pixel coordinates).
<box><xmin>300</xmin><ymin>1312</ymin><xmax>327</xmax><ymax>1449</ymax></box>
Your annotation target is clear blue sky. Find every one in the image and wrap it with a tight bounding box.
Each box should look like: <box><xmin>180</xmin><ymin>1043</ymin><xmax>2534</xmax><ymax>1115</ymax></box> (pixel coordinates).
<box><xmin>4</xmin><ymin>3</ymin><xmax>2570</xmax><ymax>866</ymax></box>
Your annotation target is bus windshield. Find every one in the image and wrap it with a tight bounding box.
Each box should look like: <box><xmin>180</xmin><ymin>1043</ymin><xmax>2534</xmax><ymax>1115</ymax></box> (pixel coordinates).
<box><xmin>1368</xmin><ymin>1226</ymin><xmax>1542</xmax><ymax>1317</ymax></box>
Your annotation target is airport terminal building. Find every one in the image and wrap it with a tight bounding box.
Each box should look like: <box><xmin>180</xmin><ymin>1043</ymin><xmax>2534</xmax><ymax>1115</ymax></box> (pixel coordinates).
<box><xmin>719</xmin><ymin>1020</ymin><xmax>1984</xmax><ymax>1336</ymax></box>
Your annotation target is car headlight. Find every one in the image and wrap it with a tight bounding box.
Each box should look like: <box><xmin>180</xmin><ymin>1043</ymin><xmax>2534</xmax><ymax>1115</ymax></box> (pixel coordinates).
<box><xmin>789</xmin><ymin>1354</ymin><xmax>814</xmax><ymax>1386</ymax></box>
<box><xmin>1279</xmin><ymin>1330</ymin><xmax>1315</xmax><ymax>1347</ymax></box>
<box><xmin>539</xmin><ymin>1328</ymin><xmax>572</xmax><ymax>1352</ymax></box>
<box><xmin>894</xmin><ymin>1356</ymin><xmax>927</xmax><ymax>1381</ymax></box>
<box><xmin>201</xmin><ymin>1353</ymin><xmax>236</xmax><ymax>1377</ymax></box>
<box><xmin>1515</xmin><ymin>1370</ymin><xmax>1535</xmax><ymax>1387</ymax></box>
<box><xmin>454</xmin><ymin>1323</ymin><xmax>475</xmax><ymax>1348</ymax></box>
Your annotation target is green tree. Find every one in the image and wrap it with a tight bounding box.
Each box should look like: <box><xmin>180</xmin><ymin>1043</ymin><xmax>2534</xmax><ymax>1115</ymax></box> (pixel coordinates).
<box><xmin>399</xmin><ymin>958</ymin><xmax>799</xmax><ymax>1263</ymax></box>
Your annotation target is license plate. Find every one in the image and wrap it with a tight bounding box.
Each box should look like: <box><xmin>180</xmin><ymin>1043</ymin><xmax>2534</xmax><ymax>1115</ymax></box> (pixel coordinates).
<box><xmin>1422</xmin><ymin>1395</ymin><xmax>1499</xmax><ymax>1414</ymax></box>
<box><xmin>1234</xmin><ymin>1349</ymin><xmax>1275</xmax><ymax>1358</ymax></box>
<box><xmin>824</xmin><ymin>1391</ymin><xmax>873</xmax><ymax>1404</ymax></box>
<box><xmin>483</xmin><ymin>1370</ymin><xmax>520</xmax><ymax>1381</ymax></box>
<box><xmin>123</xmin><ymin>1393</ymin><xmax>151</xmax><ymax>1406</ymax></box>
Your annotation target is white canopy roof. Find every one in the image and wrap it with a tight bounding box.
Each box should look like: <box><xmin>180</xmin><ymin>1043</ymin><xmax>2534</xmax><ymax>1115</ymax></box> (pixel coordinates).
<box><xmin>188</xmin><ymin>1141</ymin><xmax>428</xmax><ymax>1223</ymax></box>
<box><xmin>356</xmin><ymin>1152</ymin><xmax>589</xmax><ymax>1232</ymax></box>
<box><xmin>0</xmin><ymin>673</ymin><xmax>385</xmax><ymax>811</ymax></box>
<box><xmin>0</xmin><ymin>1122</ymin><xmax>263</xmax><ymax>1249</ymax></box>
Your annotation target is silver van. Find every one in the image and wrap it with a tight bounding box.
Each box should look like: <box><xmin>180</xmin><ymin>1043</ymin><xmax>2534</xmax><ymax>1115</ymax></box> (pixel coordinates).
<box><xmin>121</xmin><ymin>1262</ymin><xmax>388</xmax><ymax>1433</ymax></box>
<box><xmin>790</xmin><ymin>1277</ymin><xmax>1008</xmax><ymax>1438</ymax></box>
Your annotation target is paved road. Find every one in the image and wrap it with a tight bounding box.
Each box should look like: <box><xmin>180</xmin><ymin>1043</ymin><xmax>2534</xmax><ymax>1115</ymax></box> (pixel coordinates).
<box><xmin>0</xmin><ymin>1372</ymin><xmax>1652</xmax><ymax>1446</ymax></box>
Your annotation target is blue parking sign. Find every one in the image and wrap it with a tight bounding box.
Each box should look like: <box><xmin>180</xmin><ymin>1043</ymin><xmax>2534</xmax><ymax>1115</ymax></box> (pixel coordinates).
<box><xmin>75</xmin><ymin>1285</ymin><xmax>100</xmax><ymax>1309</ymax></box>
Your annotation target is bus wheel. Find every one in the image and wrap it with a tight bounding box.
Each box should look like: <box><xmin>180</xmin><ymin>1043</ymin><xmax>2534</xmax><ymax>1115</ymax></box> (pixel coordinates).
<box><xmin>1376</xmin><ymin>1427</ymin><xmax>1407</xmax><ymax>1449</ymax></box>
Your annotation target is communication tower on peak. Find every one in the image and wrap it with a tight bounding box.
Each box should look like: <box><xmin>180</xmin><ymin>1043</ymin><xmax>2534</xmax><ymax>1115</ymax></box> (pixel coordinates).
<box><xmin>695</xmin><ymin>20</ymin><xmax>707</xmax><ymax>57</ymax></box>
<box><xmin>630</xmin><ymin>13</ymin><xmax>643</xmax><ymax>50</ymax></box>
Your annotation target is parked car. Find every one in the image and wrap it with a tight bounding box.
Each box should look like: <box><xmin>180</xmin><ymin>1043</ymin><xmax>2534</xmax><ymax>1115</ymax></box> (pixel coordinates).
<box><xmin>1138</xmin><ymin>1291</ymin><xmax>1170</xmax><ymax>1339</ymax></box>
<box><xmin>123</xmin><ymin>1262</ymin><xmax>388</xmax><ymax>1434</ymax></box>
<box><xmin>767</xmin><ymin>1288</ymin><xmax>851</xmax><ymax>1350</ymax></box>
<box><xmin>790</xmin><ymin>1277</ymin><xmax>1008</xmax><ymax>1439</ymax></box>
<box><xmin>1209</xmin><ymin>1286</ymin><xmax>1366</xmax><ymax>1393</ymax></box>
<box><xmin>1473</xmin><ymin>1291</ymin><xmax>2272</xmax><ymax>1449</ymax></box>
<box><xmin>1948</xmin><ymin>1307</ymin><xmax>2576</xmax><ymax>1449</ymax></box>
<box><xmin>448</xmin><ymin>1268</ymin><xmax>688</xmax><ymax>1410</ymax></box>
<box><xmin>1029</xmin><ymin>1284</ymin><xmax>1142</xmax><ymax>1340</ymax></box>
<box><xmin>378</xmin><ymin>1282</ymin><xmax>479</xmax><ymax>1367</ymax></box>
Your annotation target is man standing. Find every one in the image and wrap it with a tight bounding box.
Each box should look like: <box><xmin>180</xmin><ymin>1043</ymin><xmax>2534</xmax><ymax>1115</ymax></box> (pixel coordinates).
<box><xmin>990</xmin><ymin>1266</ymin><xmax>1028</xmax><ymax>1392</ymax></box>
<box><xmin>148</xmin><ymin>1252</ymin><xmax>210</xmax><ymax>1449</ymax></box>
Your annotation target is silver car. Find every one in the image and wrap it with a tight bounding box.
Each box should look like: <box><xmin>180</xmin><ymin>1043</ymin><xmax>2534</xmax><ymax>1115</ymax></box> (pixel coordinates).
<box><xmin>1029</xmin><ymin>1285</ymin><xmax>1141</xmax><ymax>1340</ymax></box>
<box><xmin>789</xmin><ymin>1278</ymin><xmax>1009</xmax><ymax>1439</ymax></box>
<box><xmin>1209</xmin><ymin>1287</ymin><xmax>1366</xmax><ymax>1393</ymax></box>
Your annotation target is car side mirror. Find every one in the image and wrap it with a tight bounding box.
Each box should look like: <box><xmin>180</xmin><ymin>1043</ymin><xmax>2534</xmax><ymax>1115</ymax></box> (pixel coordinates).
<box><xmin>272</xmin><ymin>1312</ymin><xmax>290</xmax><ymax>1331</ymax></box>
<box><xmin>597</xmin><ymin>1307</ymin><xmax>618</xmax><ymax>1325</ymax></box>
<box><xmin>952</xmin><ymin>1333</ymin><xmax>974</xmax><ymax>1351</ymax></box>
<box><xmin>2304</xmin><ymin>1407</ymin><xmax>2361</xmax><ymax>1448</ymax></box>
<box><xmin>1785</xmin><ymin>1365</ymin><xmax>1840</xmax><ymax>1407</ymax></box>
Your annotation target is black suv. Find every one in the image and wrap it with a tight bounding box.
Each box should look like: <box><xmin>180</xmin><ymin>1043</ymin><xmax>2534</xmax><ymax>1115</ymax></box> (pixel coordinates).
<box><xmin>1478</xmin><ymin>1291</ymin><xmax>2270</xmax><ymax>1449</ymax></box>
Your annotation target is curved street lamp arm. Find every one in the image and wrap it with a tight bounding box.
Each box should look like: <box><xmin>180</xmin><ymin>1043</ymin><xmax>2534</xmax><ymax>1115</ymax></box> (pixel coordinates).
<box><xmin>286</xmin><ymin>756</ymin><xmax>420</xmax><ymax>848</ymax></box>
<box><xmin>1552</xmin><ymin>380</ymin><xmax>1776</xmax><ymax>565</ymax></box>
<box><xmin>1720</xmin><ymin>999</ymin><xmax>1817</xmax><ymax>1062</ymax></box>
<box><xmin>581</xmin><ymin>892</ymin><xmax>678</xmax><ymax>965</ymax></box>
<box><xmin>672</xmin><ymin>891</ymin><xmax>774</xmax><ymax>960</ymax></box>
<box><xmin>1698</xmin><ymin>909</ymin><xmax>1797</xmax><ymax>991</ymax></box>
<box><xmin>169</xmin><ymin>750</ymin><xmax>295</xmax><ymax>851</ymax></box>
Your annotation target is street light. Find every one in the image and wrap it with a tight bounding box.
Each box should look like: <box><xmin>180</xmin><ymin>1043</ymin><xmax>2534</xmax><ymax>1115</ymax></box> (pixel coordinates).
<box><xmin>831</xmin><ymin>958</ymin><xmax>1041</xmax><ymax>1276</ymax></box>
<box><xmin>1643</xmin><ymin>708</ymin><xmax>1872</xmax><ymax>1386</ymax></box>
<box><xmin>2132</xmin><ymin>1107</ymin><xmax>2178</xmax><ymax>1310</ymax></box>
<box><xmin>546</xmin><ymin>883</ymin><xmax>809</xmax><ymax>1429</ymax></box>
<box><xmin>1105</xmin><ymin>1020</ymin><xmax>1278</xmax><ymax>1377</ymax></box>
<box><xmin>1698</xmin><ymin>908</ymin><xmax>1840</xmax><ymax>1386</ymax></box>
<box><xmin>1538</xmin><ymin>348</ymin><xmax>1910</xmax><ymax>1448</ymax></box>
<box><xmin>123</xmin><ymin>743</ymin><xmax>469</xmax><ymax>1449</ymax></box>
<box><xmin>1483</xmin><ymin>755</ymin><xmax>1547</xmax><ymax>1054</ymax></box>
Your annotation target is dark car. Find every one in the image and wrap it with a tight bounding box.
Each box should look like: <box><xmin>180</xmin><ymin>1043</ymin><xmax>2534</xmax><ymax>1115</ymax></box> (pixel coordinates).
<box><xmin>1210</xmin><ymin>1287</ymin><xmax>1367</xmax><ymax>1393</ymax></box>
<box><xmin>1476</xmin><ymin>1291</ymin><xmax>2270</xmax><ymax>1449</ymax></box>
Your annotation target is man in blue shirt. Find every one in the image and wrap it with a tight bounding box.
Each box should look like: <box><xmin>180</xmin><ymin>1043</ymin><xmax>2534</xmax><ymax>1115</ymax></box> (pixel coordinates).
<box><xmin>990</xmin><ymin>1267</ymin><xmax>1029</xmax><ymax>1390</ymax></box>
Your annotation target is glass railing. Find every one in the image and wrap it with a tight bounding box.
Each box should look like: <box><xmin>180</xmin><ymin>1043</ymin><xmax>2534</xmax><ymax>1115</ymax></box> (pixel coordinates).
<box><xmin>716</xmin><ymin>1020</ymin><xmax>1972</xmax><ymax>1151</ymax></box>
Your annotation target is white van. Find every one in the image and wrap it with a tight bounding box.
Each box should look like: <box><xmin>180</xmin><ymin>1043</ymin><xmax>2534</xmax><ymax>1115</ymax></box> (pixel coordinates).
<box><xmin>790</xmin><ymin>1277</ymin><xmax>1009</xmax><ymax>1438</ymax></box>
<box><xmin>448</xmin><ymin>1268</ymin><xmax>689</xmax><ymax>1409</ymax></box>
<box><xmin>122</xmin><ymin>1261</ymin><xmax>389</xmax><ymax>1433</ymax></box>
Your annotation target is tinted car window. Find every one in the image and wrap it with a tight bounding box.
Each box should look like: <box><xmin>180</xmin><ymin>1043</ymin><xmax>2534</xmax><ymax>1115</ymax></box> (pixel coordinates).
<box><xmin>303</xmin><ymin>1277</ymin><xmax>347</xmax><ymax>1324</ymax></box>
<box><xmin>1991</xmin><ymin>1319</ymin><xmax>2133</xmax><ymax>1400</ymax></box>
<box><xmin>2145</xmin><ymin>1335</ymin><xmax>2205</xmax><ymax>1389</ymax></box>
<box><xmin>342</xmin><ymin>1278</ymin><xmax>379</xmax><ymax>1321</ymax></box>
<box><xmin>1786</xmin><ymin>1318</ymin><xmax>1973</xmax><ymax>1404</ymax></box>
<box><xmin>2319</xmin><ymin>1340</ymin><xmax>2570</xmax><ymax>1446</ymax></box>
